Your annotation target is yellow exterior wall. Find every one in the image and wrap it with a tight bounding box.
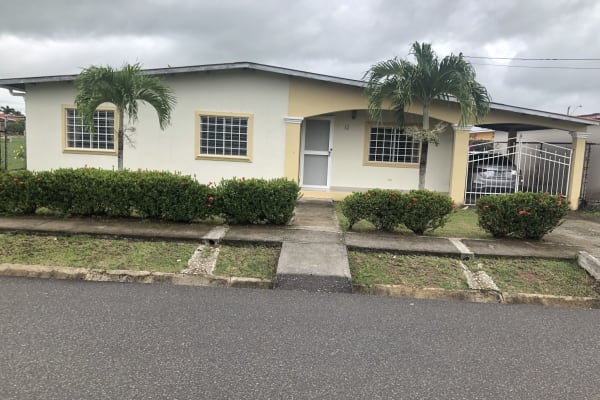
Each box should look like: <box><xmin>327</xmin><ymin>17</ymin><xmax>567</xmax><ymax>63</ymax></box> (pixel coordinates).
<box><xmin>448</xmin><ymin>126</ymin><xmax>471</xmax><ymax>204</ymax></box>
<box><xmin>567</xmin><ymin>132</ymin><xmax>588</xmax><ymax>210</ymax></box>
<box><xmin>284</xmin><ymin>118</ymin><xmax>302</xmax><ymax>182</ymax></box>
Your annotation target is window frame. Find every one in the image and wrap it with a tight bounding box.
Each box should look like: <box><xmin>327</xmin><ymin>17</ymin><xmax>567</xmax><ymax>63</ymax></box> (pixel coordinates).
<box><xmin>194</xmin><ymin>111</ymin><xmax>253</xmax><ymax>162</ymax></box>
<box><xmin>62</xmin><ymin>104</ymin><xmax>118</xmax><ymax>155</ymax></box>
<box><xmin>363</xmin><ymin>122</ymin><xmax>420</xmax><ymax>168</ymax></box>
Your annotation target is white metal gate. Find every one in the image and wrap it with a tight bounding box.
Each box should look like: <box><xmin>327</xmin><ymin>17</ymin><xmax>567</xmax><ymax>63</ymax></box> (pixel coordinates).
<box><xmin>465</xmin><ymin>139</ymin><xmax>573</xmax><ymax>205</ymax></box>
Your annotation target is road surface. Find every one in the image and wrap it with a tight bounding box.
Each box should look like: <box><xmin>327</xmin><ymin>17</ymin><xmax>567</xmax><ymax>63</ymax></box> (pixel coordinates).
<box><xmin>1</xmin><ymin>277</ymin><xmax>599</xmax><ymax>399</ymax></box>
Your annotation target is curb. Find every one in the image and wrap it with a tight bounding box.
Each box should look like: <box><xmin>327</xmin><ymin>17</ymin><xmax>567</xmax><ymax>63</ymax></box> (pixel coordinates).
<box><xmin>353</xmin><ymin>284</ymin><xmax>600</xmax><ymax>309</ymax></box>
<box><xmin>2</xmin><ymin>264</ymin><xmax>598</xmax><ymax>309</ymax></box>
<box><xmin>0</xmin><ymin>264</ymin><xmax>272</xmax><ymax>289</ymax></box>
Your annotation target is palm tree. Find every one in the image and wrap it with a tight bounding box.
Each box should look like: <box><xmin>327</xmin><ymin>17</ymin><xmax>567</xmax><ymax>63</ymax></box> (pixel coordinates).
<box><xmin>1</xmin><ymin>105</ymin><xmax>17</xmax><ymax>115</ymax></box>
<box><xmin>75</xmin><ymin>63</ymin><xmax>176</xmax><ymax>170</ymax></box>
<box><xmin>364</xmin><ymin>41</ymin><xmax>491</xmax><ymax>189</ymax></box>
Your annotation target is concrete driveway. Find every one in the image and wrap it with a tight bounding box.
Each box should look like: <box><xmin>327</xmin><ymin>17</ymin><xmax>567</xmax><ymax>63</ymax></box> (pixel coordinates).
<box><xmin>544</xmin><ymin>212</ymin><xmax>600</xmax><ymax>259</ymax></box>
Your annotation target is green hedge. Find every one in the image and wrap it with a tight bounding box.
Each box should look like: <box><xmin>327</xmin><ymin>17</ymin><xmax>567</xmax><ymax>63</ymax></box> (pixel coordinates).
<box><xmin>0</xmin><ymin>169</ymin><xmax>299</xmax><ymax>225</ymax></box>
<box><xmin>341</xmin><ymin>189</ymin><xmax>454</xmax><ymax>234</ymax></box>
<box><xmin>0</xmin><ymin>170</ymin><xmax>40</xmax><ymax>214</ymax></box>
<box><xmin>476</xmin><ymin>192</ymin><xmax>569</xmax><ymax>239</ymax></box>
<box><xmin>216</xmin><ymin>177</ymin><xmax>300</xmax><ymax>224</ymax></box>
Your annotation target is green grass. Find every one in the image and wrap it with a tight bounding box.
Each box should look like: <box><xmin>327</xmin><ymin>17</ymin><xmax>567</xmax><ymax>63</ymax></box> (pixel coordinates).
<box><xmin>213</xmin><ymin>244</ymin><xmax>280</xmax><ymax>280</ymax></box>
<box><xmin>334</xmin><ymin>202</ymin><xmax>490</xmax><ymax>239</ymax></box>
<box><xmin>465</xmin><ymin>257</ymin><xmax>599</xmax><ymax>297</ymax></box>
<box><xmin>0</xmin><ymin>233</ymin><xmax>197</xmax><ymax>273</ymax></box>
<box><xmin>428</xmin><ymin>208</ymin><xmax>491</xmax><ymax>238</ymax></box>
<box><xmin>348</xmin><ymin>251</ymin><xmax>469</xmax><ymax>290</ymax></box>
<box><xmin>0</xmin><ymin>135</ymin><xmax>26</xmax><ymax>170</ymax></box>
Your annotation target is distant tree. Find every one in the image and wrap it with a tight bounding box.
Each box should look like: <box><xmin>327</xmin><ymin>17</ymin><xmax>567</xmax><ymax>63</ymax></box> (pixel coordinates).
<box><xmin>364</xmin><ymin>41</ymin><xmax>491</xmax><ymax>189</ymax></box>
<box><xmin>6</xmin><ymin>119</ymin><xmax>25</xmax><ymax>135</ymax></box>
<box><xmin>1</xmin><ymin>105</ymin><xmax>17</xmax><ymax>115</ymax></box>
<box><xmin>75</xmin><ymin>63</ymin><xmax>176</xmax><ymax>170</ymax></box>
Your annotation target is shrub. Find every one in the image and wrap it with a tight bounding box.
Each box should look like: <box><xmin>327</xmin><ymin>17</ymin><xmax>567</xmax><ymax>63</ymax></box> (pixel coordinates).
<box><xmin>341</xmin><ymin>190</ymin><xmax>404</xmax><ymax>230</ymax></box>
<box><xmin>340</xmin><ymin>189</ymin><xmax>453</xmax><ymax>234</ymax></box>
<box><xmin>0</xmin><ymin>170</ymin><xmax>40</xmax><ymax>214</ymax></box>
<box><xmin>216</xmin><ymin>177</ymin><xmax>299</xmax><ymax>225</ymax></box>
<box><xmin>402</xmin><ymin>190</ymin><xmax>455</xmax><ymax>234</ymax></box>
<box><xmin>34</xmin><ymin>168</ymin><xmax>214</xmax><ymax>222</ymax></box>
<box><xmin>132</xmin><ymin>171</ymin><xmax>214</xmax><ymax>222</ymax></box>
<box><xmin>476</xmin><ymin>192</ymin><xmax>569</xmax><ymax>239</ymax></box>
<box><xmin>36</xmin><ymin>168</ymin><xmax>108</xmax><ymax>216</ymax></box>
<box><xmin>1</xmin><ymin>168</ymin><xmax>298</xmax><ymax>225</ymax></box>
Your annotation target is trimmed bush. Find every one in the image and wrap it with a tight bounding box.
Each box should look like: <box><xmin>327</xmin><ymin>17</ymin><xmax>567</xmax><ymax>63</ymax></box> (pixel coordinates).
<box><xmin>0</xmin><ymin>170</ymin><xmax>41</xmax><ymax>214</ymax></box>
<box><xmin>30</xmin><ymin>168</ymin><xmax>215</xmax><ymax>222</ymax></box>
<box><xmin>341</xmin><ymin>189</ymin><xmax>454</xmax><ymax>234</ymax></box>
<box><xmin>403</xmin><ymin>190</ymin><xmax>455</xmax><ymax>234</ymax></box>
<box><xmin>216</xmin><ymin>177</ymin><xmax>300</xmax><ymax>225</ymax></box>
<box><xmin>341</xmin><ymin>189</ymin><xmax>404</xmax><ymax>230</ymax></box>
<box><xmin>132</xmin><ymin>171</ymin><xmax>214</xmax><ymax>222</ymax></box>
<box><xmin>0</xmin><ymin>169</ymin><xmax>299</xmax><ymax>225</ymax></box>
<box><xmin>476</xmin><ymin>192</ymin><xmax>569</xmax><ymax>239</ymax></box>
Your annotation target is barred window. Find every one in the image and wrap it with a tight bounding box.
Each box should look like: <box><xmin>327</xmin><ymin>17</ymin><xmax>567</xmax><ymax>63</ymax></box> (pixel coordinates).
<box><xmin>65</xmin><ymin>108</ymin><xmax>115</xmax><ymax>150</ymax></box>
<box><xmin>368</xmin><ymin>126</ymin><xmax>420</xmax><ymax>164</ymax></box>
<box><xmin>199</xmin><ymin>114</ymin><xmax>248</xmax><ymax>157</ymax></box>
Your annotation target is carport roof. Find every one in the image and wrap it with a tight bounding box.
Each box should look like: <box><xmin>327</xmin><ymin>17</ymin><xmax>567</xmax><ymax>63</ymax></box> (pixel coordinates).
<box><xmin>0</xmin><ymin>61</ymin><xmax>597</xmax><ymax>129</ymax></box>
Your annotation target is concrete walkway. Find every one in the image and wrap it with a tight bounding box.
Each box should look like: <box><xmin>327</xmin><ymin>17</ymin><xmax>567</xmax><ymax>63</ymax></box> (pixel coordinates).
<box><xmin>0</xmin><ymin>202</ymin><xmax>599</xmax><ymax>293</ymax></box>
<box><xmin>274</xmin><ymin>200</ymin><xmax>351</xmax><ymax>292</ymax></box>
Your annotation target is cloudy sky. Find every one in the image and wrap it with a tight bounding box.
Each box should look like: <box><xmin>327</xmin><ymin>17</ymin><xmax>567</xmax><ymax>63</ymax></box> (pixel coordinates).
<box><xmin>1</xmin><ymin>0</ymin><xmax>599</xmax><ymax>116</ymax></box>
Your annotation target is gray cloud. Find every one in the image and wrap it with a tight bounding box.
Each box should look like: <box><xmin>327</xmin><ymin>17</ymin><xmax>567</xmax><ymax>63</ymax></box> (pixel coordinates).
<box><xmin>2</xmin><ymin>0</ymin><xmax>599</xmax><ymax>114</ymax></box>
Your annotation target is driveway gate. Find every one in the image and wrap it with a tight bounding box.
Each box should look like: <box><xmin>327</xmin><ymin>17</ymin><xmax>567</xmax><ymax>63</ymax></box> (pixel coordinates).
<box><xmin>465</xmin><ymin>140</ymin><xmax>572</xmax><ymax>205</ymax></box>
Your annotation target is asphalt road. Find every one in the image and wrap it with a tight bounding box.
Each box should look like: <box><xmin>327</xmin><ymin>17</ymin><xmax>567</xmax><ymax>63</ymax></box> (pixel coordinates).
<box><xmin>1</xmin><ymin>277</ymin><xmax>599</xmax><ymax>400</ymax></box>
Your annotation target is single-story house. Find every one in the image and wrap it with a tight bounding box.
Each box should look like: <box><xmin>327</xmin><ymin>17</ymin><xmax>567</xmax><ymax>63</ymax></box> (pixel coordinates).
<box><xmin>0</xmin><ymin>62</ymin><xmax>596</xmax><ymax>209</ymax></box>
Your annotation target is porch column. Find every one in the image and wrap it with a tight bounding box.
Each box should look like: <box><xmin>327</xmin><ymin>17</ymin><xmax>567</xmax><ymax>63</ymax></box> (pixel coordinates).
<box><xmin>567</xmin><ymin>131</ymin><xmax>589</xmax><ymax>210</ymax></box>
<box><xmin>448</xmin><ymin>125</ymin><xmax>472</xmax><ymax>205</ymax></box>
<box><xmin>284</xmin><ymin>116</ymin><xmax>303</xmax><ymax>182</ymax></box>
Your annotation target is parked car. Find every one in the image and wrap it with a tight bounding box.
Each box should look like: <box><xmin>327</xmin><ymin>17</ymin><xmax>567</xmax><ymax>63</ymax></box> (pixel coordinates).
<box><xmin>467</xmin><ymin>152</ymin><xmax>519</xmax><ymax>193</ymax></box>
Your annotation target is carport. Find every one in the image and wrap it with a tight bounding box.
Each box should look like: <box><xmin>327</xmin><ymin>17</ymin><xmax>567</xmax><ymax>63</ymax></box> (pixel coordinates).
<box><xmin>448</xmin><ymin>103</ymin><xmax>597</xmax><ymax>210</ymax></box>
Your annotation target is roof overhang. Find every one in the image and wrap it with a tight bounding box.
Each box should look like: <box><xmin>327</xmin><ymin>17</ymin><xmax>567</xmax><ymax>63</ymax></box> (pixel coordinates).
<box><xmin>0</xmin><ymin>61</ymin><xmax>597</xmax><ymax>129</ymax></box>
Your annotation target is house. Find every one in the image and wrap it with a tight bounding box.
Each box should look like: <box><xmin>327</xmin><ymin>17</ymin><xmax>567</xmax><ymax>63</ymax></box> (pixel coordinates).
<box><xmin>0</xmin><ymin>62</ymin><xmax>596</xmax><ymax>209</ymax></box>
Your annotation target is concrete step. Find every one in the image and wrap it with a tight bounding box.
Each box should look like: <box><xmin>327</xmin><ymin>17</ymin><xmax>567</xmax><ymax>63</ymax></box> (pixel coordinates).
<box><xmin>274</xmin><ymin>241</ymin><xmax>352</xmax><ymax>293</ymax></box>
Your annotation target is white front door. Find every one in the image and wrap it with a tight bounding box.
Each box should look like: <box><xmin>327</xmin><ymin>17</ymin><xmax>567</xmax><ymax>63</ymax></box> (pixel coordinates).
<box><xmin>300</xmin><ymin>118</ymin><xmax>333</xmax><ymax>188</ymax></box>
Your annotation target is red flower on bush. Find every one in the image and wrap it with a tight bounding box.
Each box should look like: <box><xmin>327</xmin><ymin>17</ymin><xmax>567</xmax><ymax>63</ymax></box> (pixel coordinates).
<box><xmin>518</xmin><ymin>209</ymin><xmax>526</xmax><ymax>215</ymax></box>
<box><xmin>207</xmin><ymin>204</ymin><xmax>212</xmax><ymax>208</ymax></box>
<box><xmin>412</xmin><ymin>197</ymin><xmax>418</xmax><ymax>202</ymax></box>
<box><xmin>451</xmin><ymin>204</ymin><xmax>457</xmax><ymax>209</ymax></box>
<box><xmin>556</xmin><ymin>200</ymin><xmax>562</xmax><ymax>206</ymax></box>
<box><xmin>208</xmin><ymin>196</ymin><xmax>214</xmax><ymax>202</ymax></box>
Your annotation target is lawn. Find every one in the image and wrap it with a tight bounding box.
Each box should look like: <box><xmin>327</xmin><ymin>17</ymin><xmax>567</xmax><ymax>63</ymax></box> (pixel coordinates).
<box><xmin>348</xmin><ymin>250</ymin><xmax>599</xmax><ymax>298</ymax></box>
<box><xmin>213</xmin><ymin>244</ymin><xmax>280</xmax><ymax>280</ymax></box>
<box><xmin>464</xmin><ymin>257</ymin><xmax>599</xmax><ymax>298</ymax></box>
<box><xmin>0</xmin><ymin>135</ymin><xmax>26</xmax><ymax>170</ymax></box>
<box><xmin>335</xmin><ymin>202</ymin><xmax>490</xmax><ymax>239</ymax></box>
<box><xmin>348</xmin><ymin>251</ymin><xmax>469</xmax><ymax>290</ymax></box>
<box><xmin>0</xmin><ymin>233</ymin><xmax>197</xmax><ymax>273</ymax></box>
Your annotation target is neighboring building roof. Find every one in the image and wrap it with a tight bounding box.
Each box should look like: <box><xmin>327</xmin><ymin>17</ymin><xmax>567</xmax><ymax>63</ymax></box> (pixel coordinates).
<box><xmin>0</xmin><ymin>113</ymin><xmax>25</xmax><ymax>122</ymax></box>
<box><xmin>0</xmin><ymin>61</ymin><xmax>596</xmax><ymax>127</ymax></box>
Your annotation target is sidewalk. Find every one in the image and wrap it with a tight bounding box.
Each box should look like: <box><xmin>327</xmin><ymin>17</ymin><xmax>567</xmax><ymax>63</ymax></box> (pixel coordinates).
<box><xmin>0</xmin><ymin>200</ymin><xmax>599</xmax><ymax>293</ymax></box>
<box><xmin>0</xmin><ymin>206</ymin><xmax>590</xmax><ymax>259</ymax></box>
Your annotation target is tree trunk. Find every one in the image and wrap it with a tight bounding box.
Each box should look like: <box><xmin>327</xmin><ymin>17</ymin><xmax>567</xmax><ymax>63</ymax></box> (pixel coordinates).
<box><xmin>117</xmin><ymin>109</ymin><xmax>124</xmax><ymax>170</ymax></box>
<box><xmin>418</xmin><ymin>103</ymin><xmax>430</xmax><ymax>189</ymax></box>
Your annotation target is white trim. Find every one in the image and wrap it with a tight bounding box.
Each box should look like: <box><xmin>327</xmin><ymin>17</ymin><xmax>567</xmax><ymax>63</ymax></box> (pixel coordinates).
<box><xmin>570</xmin><ymin>131</ymin><xmax>590</xmax><ymax>139</ymax></box>
<box><xmin>284</xmin><ymin>116</ymin><xmax>304</xmax><ymax>124</ymax></box>
<box><xmin>300</xmin><ymin>117</ymin><xmax>334</xmax><ymax>189</ymax></box>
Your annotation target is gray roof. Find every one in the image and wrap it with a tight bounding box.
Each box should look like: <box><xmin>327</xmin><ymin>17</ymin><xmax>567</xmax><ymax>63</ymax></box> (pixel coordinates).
<box><xmin>0</xmin><ymin>61</ymin><xmax>596</xmax><ymax>126</ymax></box>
